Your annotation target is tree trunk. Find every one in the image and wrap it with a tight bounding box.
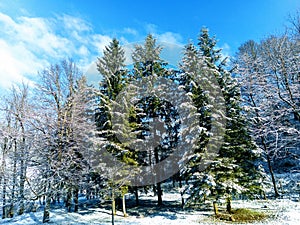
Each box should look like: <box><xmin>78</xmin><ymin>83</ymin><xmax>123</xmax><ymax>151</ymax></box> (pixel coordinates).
<box><xmin>86</xmin><ymin>188</ymin><xmax>90</xmax><ymax>200</ymax></box>
<box><xmin>57</xmin><ymin>192</ymin><xmax>60</xmax><ymax>203</ymax></box>
<box><xmin>157</xmin><ymin>182</ymin><xmax>163</xmax><ymax>206</ymax></box>
<box><xmin>261</xmin><ymin>189</ymin><xmax>267</xmax><ymax>200</ymax></box>
<box><xmin>154</xmin><ymin>148</ymin><xmax>162</xmax><ymax>206</ymax></box>
<box><xmin>2</xmin><ymin>174</ymin><xmax>7</xmax><ymax>219</ymax></box>
<box><xmin>43</xmin><ymin>194</ymin><xmax>51</xmax><ymax>223</ymax></box>
<box><xmin>111</xmin><ymin>191</ymin><xmax>115</xmax><ymax>225</ymax></box>
<box><xmin>8</xmin><ymin>139</ymin><xmax>18</xmax><ymax>218</ymax></box>
<box><xmin>226</xmin><ymin>197</ymin><xmax>232</xmax><ymax>214</ymax></box>
<box><xmin>134</xmin><ymin>187</ymin><xmax>139</xmax><ymax>206</ymax></box>
<box><xmin>18</xmin><ymin>132</ymin><xmax>26</xmax><ymax>216</ymax></box>
<box><xmin>2</xmin><ymin>137</ymin><xmax>8</xmax><ymax>219</ymax></box>
<box><xmin>112</xmin><ymin>198</ymin><xmax>116</xmax><ymax>215</ymax></box>
<box><xmin>213</xmin><ymin>201</ymin><xmax>218</xmax><ymax>215</ymax></box>
<box><xmin>122</xmin><ymin>194</ymin><xmax>127</xmax><ymax>217</ymax></box>
<box><xmin>66</xmin><ymin>188</ymin><xmax>72</xmax><ymax>212</ymax></box>
<box><xmin>43</xmin><ymin>172</ymin><xmax>52</xmax><ymax>223</ymax></box>
<box><xmin>42</xmin><ymin>186</ymin><xmax>46</xmax><ymax>205</ymax></box>
<box><xmin>73</xmin><ymin>187</ymin><xmax>79</xmax><ymax>212</ymax></box>
<box><xmin>180</xmin><ymin>192</ymin><xmax>184</xmax><ymax>208</ymax></box>
<box><xmin>179</xmin><ymin>177</ymin><xmax>184</xmax><ymax>208</ymax></box>
<box><xmin>258</xmin><ymin>129</ymin><xmax>280</xmax><ymax>198</ymax></box>
<box><xmin>266</xmin><ymin>153</ymin><xmax>280</xmax><ymax>198</ymax></box>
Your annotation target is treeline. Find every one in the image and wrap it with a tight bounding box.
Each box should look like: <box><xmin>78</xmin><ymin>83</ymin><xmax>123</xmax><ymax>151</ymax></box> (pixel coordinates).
<box><xmin>234</xmin><ymin>11</ymin><xmax>300</xmax><ymax>197</ymax></box>
<box><xmin>0</xmin><ymin>11</ymin><xmax>299</xmax><ymax>223</ymax></box>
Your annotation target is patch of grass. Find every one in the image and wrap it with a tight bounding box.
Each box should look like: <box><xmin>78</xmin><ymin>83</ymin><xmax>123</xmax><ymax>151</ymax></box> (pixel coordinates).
<box><xmin>215</xmin><ymin>208</ymin><xmax>269</xmax><ymax>223</ymax></box>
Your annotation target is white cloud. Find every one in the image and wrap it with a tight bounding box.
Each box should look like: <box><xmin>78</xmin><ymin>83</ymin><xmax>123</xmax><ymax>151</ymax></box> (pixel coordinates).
<box><xmin>78</xmin><ymin>45</ymin><xmax>89</xmax><ymax>57</ymax></box>
<box><xmin>160</xmin><ymin>43</ymin><xmax>184</xmax><ymax>66</ymax></box>
<box><xmin>0</xmin><ymin>12</ymin><xmax>112</xmax><ymax>91</ymax></box>
<box><xmin>123</xmin><ymin>27</ymin><xmax>138</xmax><ymax>35</ymax></box>
<box><xmin>143</xmin><ymin>23</ymin><xmax>183</xmax><ymax>45</ymax></box>
<box><xmin>156</xmin><ymin>32</ymin><xmax>184</xmax><ymax>66</ymax></box>
<box><xmin>123</xmin><ymin>43</ymin><xmax>136</xmax><ymax>65</ymax></box>
<box><xmin>20</xmin><ymin>17</ymin><xmax>71</xmax><ymax>57</ymax></box>
<box><xmin>83</xmin><ymin>61</ymin><xmax>101</xmax><ymax>87</ymax></box>
<box><xmin>61</xmin><ymin>14</ymin><xmax>92</xmax><ymax>32</ymax></box>
<box><xmin>145</xmin><ymin>23</ymin><xmax>157</xmax><ymax>34</ymax></box>
<box><xmin>91</xmin><ymin>34</ymin><xmax>112</xmax><ymax>55</ymax></box>
<box><xmin>0</xmin><ymin>40</ymin><xmax>34</xmax><ymax>88</ymax></box>
<box><xmin>0</xmin><ymin>13</ymin><xmax>186</xmax><ymax>92</ymax></box>
<box><xmin>157</xmin><ymin>32</ymin><xmax>183</xmax><ymax>46</ymax></box>
<box><xmin>219</xmin><ymin>43</ymin><xmax>231</xmax><ymax>61</ymax></box>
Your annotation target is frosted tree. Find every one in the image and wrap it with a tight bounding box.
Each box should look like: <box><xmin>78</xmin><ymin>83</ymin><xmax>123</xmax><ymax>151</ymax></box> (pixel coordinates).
<box><xmin>183</xmin><ymin>28</ymin><xmax>263</xmax><ymax>213</ymax></box>
<box><xmin>0</xmin><ymin>98</ymin><xmax>12</xmax><ymax>219</ymax></box>
<box><xmin>96</xmin><ymin>38</ymin><xmax>137</xmax><ymax>220</ymax></box>
<box><xmin>61</xmin><ymin>75</ymin><xmax>96</xmax><ymax>212</ymax></box>
<box><xmin>178</xmin><ymin>42</ymin><xmax>213</xmax><ymax>207</ymax></box>
<box><xmin>260</xmin><ymin>36</ymin><xmax>300</xmax><ymax>122</ymax></box>
<box><xmin>97</xmin><ymin>38</ymin><xmax>126</xmax><ymax>100</ymax></box>
<box><xmin>0</xmin><ymin>84</ymin><xmax>34</xmax><ymax>217</ymax></box>
<box><xmin>0</xmin><ymin>97</ymin><xmax>15</xmax><ymax>219</ymax></box>
<box><xmin>235</xmin><ymin>33</ymin><xmax>300</xmax><ymax>197</ymax></box>
<box><xmin>0</xmin><ymin>110</ymin><xmax>10</xmax><ymax>219</ymax></box>
<box><xmin>288</xmin><ymin>9</ymin><xmax>300</xmax><ymax>38</ymax></box>
<box><xmin>34</xmin><ymin>59</ymin><xmax>95</xmax><ymax>222</ymax></box>
<box><xmin>131</xmin><ymin>34</ymin><xmax>183</xmax><ymax>206</ymax></box>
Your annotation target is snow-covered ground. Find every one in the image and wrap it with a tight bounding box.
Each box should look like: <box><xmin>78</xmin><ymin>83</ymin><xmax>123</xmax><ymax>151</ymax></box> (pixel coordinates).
<box><xmin>231</xmin><ymin>198</ymin><xmax>300</xmax><ymax>225</ymax></box>
<box><xmin>0</xmin><ymin>193</ymin><xmax>299</xmax><ymax>225</ymax></box>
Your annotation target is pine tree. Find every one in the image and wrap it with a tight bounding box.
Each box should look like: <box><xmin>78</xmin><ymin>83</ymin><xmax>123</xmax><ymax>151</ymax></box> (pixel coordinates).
<box><xmin>179</xmin><ymin>42</ymin><xmax>212</xmax><ymax>159</ymax></box>
<box><xmin>97</xmin><ymin>38</ymin><xmax>126</xmax><ymax>100</ymax></box>
<box><xmin>183</xmin><ymin>28</ymin><xmax>263</xmax><ymax>212</ymax></box>
<box><xmin>131</xmin><ymin>34</ymin><xmax>181</xmax><ymax>205</ymax></box>
<box><xmin>96</xmin><ymin>38</ymin><xmax>138</xmax><ymax>219</ymax></box>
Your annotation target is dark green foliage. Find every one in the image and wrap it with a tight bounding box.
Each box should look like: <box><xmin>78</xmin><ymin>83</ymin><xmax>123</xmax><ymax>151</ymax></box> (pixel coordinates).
<box><xmin>183</xmin><ymin>28</ymin><xmax>263</xmax><ymax>206</ymax></box>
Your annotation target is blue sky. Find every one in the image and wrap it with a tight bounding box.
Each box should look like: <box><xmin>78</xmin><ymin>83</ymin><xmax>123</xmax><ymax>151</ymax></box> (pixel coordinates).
<box><xmin>0</xmin><ymin>0</ymin><xmax>299</xmax><ymax>91</ymax></box>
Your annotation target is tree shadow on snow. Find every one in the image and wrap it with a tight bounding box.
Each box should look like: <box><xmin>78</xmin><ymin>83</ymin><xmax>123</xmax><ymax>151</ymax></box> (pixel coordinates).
<box><xmin>124</xmin><ymin>197</ymin><xmax>195</xmax><ymax>220</ymax></box>
<box><xmin>29</xmin><ymin>212</ymin><xmax>42</xmax><ymax>223</ymax></box>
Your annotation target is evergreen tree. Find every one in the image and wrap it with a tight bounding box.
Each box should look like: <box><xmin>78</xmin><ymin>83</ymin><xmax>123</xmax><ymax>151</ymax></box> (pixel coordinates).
<box><xmin>131</xmin><ymin>34</ymin><xmax>181</xmax><ymax>205</ymax></box>
<box><xmin>183</xmin><ymin>28</ymin><xmax>263</xmax><ymax>212</ymax></box>
<box><xmin>97</xmin><ymin>38</ymin><xmax>126</xmax><ymax>100</ymax></box>
<box><xmin>96</xmin><ymin>37</ymin><xmax>129</xmax><ymax>156</ymax></box>
<box><xmin>96</xmin><ymin>38</ymin><xmax>138</xmax><ymax>219</ymax></box>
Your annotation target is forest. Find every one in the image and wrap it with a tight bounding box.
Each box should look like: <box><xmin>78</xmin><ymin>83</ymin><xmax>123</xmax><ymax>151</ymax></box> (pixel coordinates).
<box><xmin>0</xmin><ymin>10</ymin><xmax>299</xmax><ymax>225</ymax></box>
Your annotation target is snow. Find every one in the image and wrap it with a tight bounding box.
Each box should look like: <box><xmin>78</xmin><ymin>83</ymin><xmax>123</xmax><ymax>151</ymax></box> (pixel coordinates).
<box><xmin>0</xmin><ymin>193</ymin><xmax>299</xmax><ymax>224</ymax></box>
<box><xmin>0</xmin><ymin>207</ymin><xmax>201</xmax><ymax>225</ymax></box>
<box><xmin>230</xmin><ymin>199</ymin><xmax>300</xmax><ymax>225</ymax></box>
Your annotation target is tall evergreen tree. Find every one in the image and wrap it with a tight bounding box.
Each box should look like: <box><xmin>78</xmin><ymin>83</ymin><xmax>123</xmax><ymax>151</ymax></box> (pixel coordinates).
<box><xmin>96</xmin><ymin>38</ymin><xmax>138</xmax><ymax>219</ymax></box>
<box><xmin>183</xmin><ymin>28</ymin><xmax>263</xmax><ymax>212</ymax></box>
<box><xmin>131</xmin><ymin>34</ymin><xmax>181</xmax><ymax>205</ymax></box>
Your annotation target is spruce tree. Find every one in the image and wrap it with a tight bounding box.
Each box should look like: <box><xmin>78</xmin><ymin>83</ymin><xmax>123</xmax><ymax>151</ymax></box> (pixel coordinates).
<box><xmin>131</xmin><ymin>34</ymin><xmax>180</xmax><ymax>205</ymax></box>
<box><xmin>96</xmin><ymin>38</ymin><xmax>137</xmax><ymax>218</ymax></box>
<box><xmin>183</xmin><ymin>28</ymin><xmax>263</xmax><ymax>212</ymax></box>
